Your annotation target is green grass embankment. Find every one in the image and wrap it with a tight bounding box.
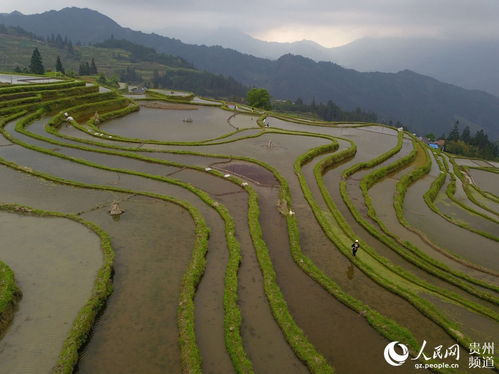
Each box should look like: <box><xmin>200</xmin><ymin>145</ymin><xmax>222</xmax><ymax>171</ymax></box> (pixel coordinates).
<box><xmin>0</xmin><ymin>259</ymin><xmax>21</xmax><ymax>338</ymax></box>
<box><xmin>432</xmin><ymin>154</ymin><xmax>499</xmax><ymax>225</ymax></box>
<box><xmin>0</xmin><ymin>80</ymin><xmax>84</xmax><ymax>95</ymax></box>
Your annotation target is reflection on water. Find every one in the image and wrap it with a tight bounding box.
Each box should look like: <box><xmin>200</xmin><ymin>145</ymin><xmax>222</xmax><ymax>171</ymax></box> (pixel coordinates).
<box><xmin>347</xmin><ymin>263</ymin><xmax>355</xmax><ymax>280</ymax></box>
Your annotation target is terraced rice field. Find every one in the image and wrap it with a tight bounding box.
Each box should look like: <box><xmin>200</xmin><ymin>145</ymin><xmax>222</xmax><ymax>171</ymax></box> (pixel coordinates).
<box><xmin>0</xmin><ymin>77</ymin><xmax>497</xmax><ymax>374</ymax></box>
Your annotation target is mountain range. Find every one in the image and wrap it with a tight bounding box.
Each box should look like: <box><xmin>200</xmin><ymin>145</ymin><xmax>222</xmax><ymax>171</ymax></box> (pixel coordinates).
<box><xmin>1</xmin><ymin>7</ymin><xmax>498</xmax><ymax>139</ymax></box>
<box><xmin>161</xmin><ymin>27</ymin><xmax>499</xmax><ymax>98</ymax></box>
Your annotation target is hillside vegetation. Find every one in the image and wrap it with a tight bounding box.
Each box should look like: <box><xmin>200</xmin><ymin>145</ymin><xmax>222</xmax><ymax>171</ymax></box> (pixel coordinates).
<box><xmin>0</xmin><ymin>27</ymin><xmax>247</xmax><ymax>99</ymax></box>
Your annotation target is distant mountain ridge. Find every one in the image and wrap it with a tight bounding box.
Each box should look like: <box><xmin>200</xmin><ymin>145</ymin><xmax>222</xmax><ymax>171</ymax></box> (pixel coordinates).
<box><xmin>2</xmin><ymin>7</ymin><xmax>498</xmax><ymax>139</ymax></box>
<box><xmin>163</xmin><ymin>28</ymin><xmax>499</xmax><ymax>98</ymax></box>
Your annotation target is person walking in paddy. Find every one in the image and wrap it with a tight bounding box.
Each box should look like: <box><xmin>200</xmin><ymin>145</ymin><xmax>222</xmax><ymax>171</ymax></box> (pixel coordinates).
<box><xmin>352</xmin><ymin>240</ymin><xmax>360</xmax><ymax>256</ymax></box>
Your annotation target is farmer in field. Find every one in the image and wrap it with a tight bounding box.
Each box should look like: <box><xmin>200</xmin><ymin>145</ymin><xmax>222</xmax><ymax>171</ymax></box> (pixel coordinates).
<box><xmin>352</xmin><ymin>240</ymin><xmax>360</xmax><ymax>256</ymax></box>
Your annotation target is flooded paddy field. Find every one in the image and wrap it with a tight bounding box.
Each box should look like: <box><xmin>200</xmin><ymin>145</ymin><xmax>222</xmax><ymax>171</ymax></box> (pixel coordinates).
<box><xmin>468</xmin><ymin>168</ymin><xmax>499</xmax><ymax>196</ymax></box>
<box><xmin>405</xmin><ymin>175</ymin><xmax>498</xmax><ymax>273</ymax></box>
<box><xmin>0</xmin><ymin>211</ymin><xmax>101</xmax><ymax>373</ymax></box>
<box><xmin>99</xmin><ymin>106</ymin><xmax>236</xmax><ymax>142</ymax></box>
<box><xmin>1</xmin><ymin>81</ymin><xmax>497</xmax><ymax>374</ymax></box>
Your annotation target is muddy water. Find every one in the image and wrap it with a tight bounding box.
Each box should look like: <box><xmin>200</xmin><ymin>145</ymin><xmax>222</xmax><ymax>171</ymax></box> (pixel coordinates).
<box><xmin>43</xmin><ymin>141</ymin><xmax>307</xmax><ymax>372</ymax></box>
<box><xmin>0</xmin><ymin>136</ymin><xmax>12</xmax><ymax>146</ymax></box>
<box><xmin>214</xmin><ymin>160</ymin><xmax>279</xmax><ymax>186</ymax></box>
<box><xmin>472</xmin><ymin>190</ymin><xmax>499</xmax><ymax>216</ymax></box>
<box><xmin>0</xmin><ymin>211</ymin><xmax>101</xmax><ymax>373</ymax></box>
<box><xmin>77</xmin><ymin>196</ymin><xmax>195</xmax><ymax>374</ymax></box>
<box><xmin>0</xmin><ymin>165</ymin><xmax>200</xmax><ymax>372</ymax></box>
<box><xmin>468</xmin><ymin>169</ymin><xmax>499</xmax><ymax>196</ymax></box>
<box><xmin>100</xmin><ymin>106</ymin><xmax>233</xmax><ymax>142</ymax></box>
<box><xmin>149</xmin><ymin>89</ymin><xmax>192</xmax><ymax>97</ymax></box>
<box><xmin>170</xmin><ymin>132</ymin><xmax>330</xmax><ymax>174</ymax></box>
<box><xmin>228</xmin><ymin>113</ymin><xmax>259</xmax><ymax>129</ymax></box>
<box><xmin>436</xmin><ymin>197</ymin><xmax>498</xmax><ymax>237</ymax></box>
<box><xmin>0</xmin><ymin>164</ymin><xmax>129</xmax><ymax>216</ymax></box>
<box><xmin>2</xmin><ymin>126</ymin><xmax>309</xmax><ymax>372</ymax></box>
<box><xmin>449</xmin><ymin>173</ymin><xmax>498</xmax><ymax>221</ymax></box>
<box><xmin>345</xmin><ymin>135</ymin><xmax>413</xmax><ymax>229</ymax></box>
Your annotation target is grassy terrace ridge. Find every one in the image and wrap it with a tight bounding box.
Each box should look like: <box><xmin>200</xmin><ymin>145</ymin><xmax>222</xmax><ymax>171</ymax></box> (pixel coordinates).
<box><xmin>18</xmin><ymin>104</ymin><xmax>335</xmax><ymax>373</ymax></box>
<box><xmin>302</xmin><ymin>139</ymin><xmax>498</xmax><ymax>368</ymax></box>
<box><xmin>336</xmin><ymin>134</ymin><xmax>499</xmax><ymax>301</ymax></box>
<box><xmin>449</xmin><ymin>156</ymin><xmax>499</xmax><ymax>217</ymax></box>
<box><xmin>353</xmin><ymin>138</ymin><xmax>499</xmax><ymax>294</ymax></box>
<box><xmin>465</xmin><ymin>165</ymin><xmax>499</xmax><ymax>175</ymax></box>
<box><xmin>0</xmin><ymin>79</ymin><xmax>83</xmax><ymax>95</ymax></box>
<box><xmin>449</xmin><ymin>156</ymin><xmax>499</xmax><ymax>212</ymax></box>
<box><xmin>2</xmin><ymin>78</ymin><xmax>498</xmax><ymax>372</ymax></box>
<box><xmin>435</xmin><ymin>153</ymin><xmax>499</xmax><ymax>226</ymax></box>
<box><xmin>418</xmin><ymin>153</ymin><xmax>499</xmax><ymax>242</ymax></box>
<box><xmin>425</xmin><ymin>155</ymin><xmax>499</xmax><ymax>242</ymax></box>
<box><xmin>0</xmin><ymin>258</ymin><xmax>21</xmax><ymax>338</ymax></box>
<box><xmin>367</xmin><ymin>145</ymin><xmax>499</xmax><ymax>278</ymax></box>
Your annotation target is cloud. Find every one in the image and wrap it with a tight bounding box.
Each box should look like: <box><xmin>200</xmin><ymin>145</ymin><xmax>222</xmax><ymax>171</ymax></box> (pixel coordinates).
<box><xmin>2</xmin><ymin>0</ymin><xmax>498</xmax><ymax>46</ymax></box>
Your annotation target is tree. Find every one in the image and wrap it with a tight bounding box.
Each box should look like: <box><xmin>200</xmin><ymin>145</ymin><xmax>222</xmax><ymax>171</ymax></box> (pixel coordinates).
<box><xmin>447</xmin><ymin>122</ymin><xmax>460</xmax><ymax>142</ymax></box>
<box><xmin>97</xmin><ymin>73</ymin><xmax>107</xmax><ymax>85</ymax></box>
<box><xmin>55</xmin><ymin>56</ymin><xmax>65</xmax><ymax>74</ymax></box>
<box><xmin>247</xmin><ymin>88</ymin><xmax>271</xmax><ymax>110</ymax></box>
<box><xmin>90</xmin><ymin>58</ymin><xmax>98</xmax><ymax>74</ymax></box>
<box><xmin>29</xmin><ymin>48</ymin><xmax>45</xmax><ymax>74</ymax></box>
<box><xmin>461</xmin><ymin>126</ymin><xmax>471</xmax><ymax>143</ymax></box>
<box><xmin>425</xmin><ymin>133</ymin><xmax>436</xmax><ymax>141</ymax></box>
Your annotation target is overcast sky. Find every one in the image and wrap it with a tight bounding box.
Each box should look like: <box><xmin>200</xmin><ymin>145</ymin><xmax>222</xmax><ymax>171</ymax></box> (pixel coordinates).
<box><xmin>1</xmin><ymin>0</ymin><xmax>498</xmax><ymax>47</ymax></box>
